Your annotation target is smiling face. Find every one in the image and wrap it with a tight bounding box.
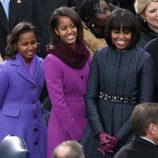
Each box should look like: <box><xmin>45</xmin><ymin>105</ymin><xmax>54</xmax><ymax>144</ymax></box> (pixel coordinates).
<box><xmin>141</xmin><ymin>1</ymin><xmax>158</xmax><ymax>32</ymax></box>
<box><xmin>14</xmin><ymin>31</ymin><xmax>38</xmax><ymax>63</ymax></box>
<box><xmin>54</xmin><ymin>16</ymin><xmax>78</xmax><ymax>49</ymax></box>
<box><xmin>111</xmin><ymin>28</ymin><xmax>132</xmax><ymax>50</ymax></box>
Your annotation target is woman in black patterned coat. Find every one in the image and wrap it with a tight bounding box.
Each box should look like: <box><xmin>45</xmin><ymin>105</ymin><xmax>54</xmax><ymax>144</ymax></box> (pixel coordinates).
<box><xmin>80</xmin><ymin>9</ymin><xmax>154</xmax><ymax>158</ymax></box>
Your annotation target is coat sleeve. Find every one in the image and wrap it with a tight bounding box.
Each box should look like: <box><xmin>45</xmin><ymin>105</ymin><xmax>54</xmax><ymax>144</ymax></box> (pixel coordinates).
<box><xmin>43</xmin><ymin>55</ymin><xmax>82</xmax><ymax>140</ymax></box>
<box><xmin>115</xmin><ymin>53</ymin><xmax>154</xmax><ymax>140</ymax></box>
<box><xmin>85</xmin><ymin>53</ymin><xmax>104</xmax><ymax>136</ymax></box>
<box><xmin>138</xmin><ymin>54</ymin><xmax>154</xmax><ymax>102</ymax></box>
<box><xmin>0</xmin><ymin>63</ymin><xmax>9</xmax><ymax>109</ymax></box>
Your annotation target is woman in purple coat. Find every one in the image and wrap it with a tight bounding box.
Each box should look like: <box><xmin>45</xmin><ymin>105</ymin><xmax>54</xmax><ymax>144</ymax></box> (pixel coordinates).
<box><xmin>0</xmin><ymin>22</ymin><xmax>47</xmax><ymax>158</ymax></box>
<box><xmin>43</xmin><ymin>7</ymin><xmax>90</xmax><ymax>158</ymax></box>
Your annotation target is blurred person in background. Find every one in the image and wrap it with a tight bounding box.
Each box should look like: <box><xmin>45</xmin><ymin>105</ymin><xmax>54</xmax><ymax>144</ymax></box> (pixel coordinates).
<box><xmin>134</xmin><ymin>0</ymin><xmax>158</xmax><ymax>48</ymax></box>
<box><xmin>75</xmin><ymin>0</ymin><xmax>113</xmax><ymax>54</ymax></box>
<box><xmin>114</xmin><ymin>103</ymin><xmax>158</xmax><ymax>158</ymax></box>
<box><xmin>0</xmin><ymin>0</ymin><xmax>45</xmax><ymax>58</ymax></box>
<box><xmin>53</xmin><ymin>140</ymin><xmax>85</xmax><ymax>158</ymax></box>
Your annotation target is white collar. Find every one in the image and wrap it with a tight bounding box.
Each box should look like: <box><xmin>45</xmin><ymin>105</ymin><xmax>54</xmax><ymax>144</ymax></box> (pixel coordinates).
<box><xmin>140</xmin><ymin>136</ymin><xmax>156</xmax><ymax>145</ymax></box>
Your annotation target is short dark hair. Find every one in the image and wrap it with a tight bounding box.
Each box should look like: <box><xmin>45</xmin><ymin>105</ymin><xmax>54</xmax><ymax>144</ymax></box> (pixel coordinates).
<box><xmin>105</xmin><ymin>9</ymin><xmax>140</xmax><ymax>50</ymax></box>
<box><xmin>53</xmin><ymin>140</ymin><xmax>85</xmax><ymax>158</ymax></box>
<box><xmin>131</xmin><ymin>103</ymin><xmax>158</xmax><ymax>137</ymax></box>
<box><xmin>5</xmin><ymin>21</ymin><xmax>37</xmax><ymax>59</ymax></box>
<box><xmin>49</xmin><ymin>6</ymin><xmax>83</xmax><ymax>46</ymax></box>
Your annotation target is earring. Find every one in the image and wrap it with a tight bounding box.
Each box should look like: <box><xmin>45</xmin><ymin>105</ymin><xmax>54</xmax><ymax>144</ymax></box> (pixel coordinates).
<box><xmin>143</xmin><ymin>19</ymin><xmax>146</xmax><ymax>22</ymax></box>
<box><xmin>91</xmin><ymin>23</ymin><xmax>95</xmax><ymax>27</ymax></box>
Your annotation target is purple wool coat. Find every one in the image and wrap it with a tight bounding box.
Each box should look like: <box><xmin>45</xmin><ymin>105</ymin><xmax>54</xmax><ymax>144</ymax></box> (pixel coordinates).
<box><xmin>0</xmin><ymin>53</ymin><xmax>47</xmax><ymax>158</ymax></box>
<box><xmin>43</xmin><ymin>53</ymin><xmax>91</xmax><ymax>158</ymax></box>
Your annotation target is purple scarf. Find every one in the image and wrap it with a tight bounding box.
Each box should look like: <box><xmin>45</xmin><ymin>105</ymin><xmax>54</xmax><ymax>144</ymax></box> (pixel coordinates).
<box><xmin>48</xmin><ymin>42</ymin><xmax>90</xmax><ymax>69</ymax></box>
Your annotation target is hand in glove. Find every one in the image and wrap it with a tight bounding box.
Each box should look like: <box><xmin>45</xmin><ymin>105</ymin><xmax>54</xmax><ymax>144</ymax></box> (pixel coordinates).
<box><xmin>97</xmin><ymin>132</ymin><xmax>113</xmax><ymax>155</ymax></box>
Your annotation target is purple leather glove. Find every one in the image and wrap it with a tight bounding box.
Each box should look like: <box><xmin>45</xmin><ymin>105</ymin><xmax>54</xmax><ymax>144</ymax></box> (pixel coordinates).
<box><xmin>98</xmin><ymin>136</ymin><xmax>119</xmax><ymax>155</ymax></box>
<box><xmin>98</xmin><ymin>143</ymin><xmax>114</xmax><ymax>155</ymax></box>
<box><xmin>107</xmin><ymin>136</ymin><xmax>119</xmax><ymax>151</ymax></box>
<box><xmin>110</xmin><ymin>136</ymin><xmax>119</xmax><ymax>146</ymax></box>
<box><xmin>97</xmin><ymin>132</ymin><xmax>113</xmax><ymax>155</ymax></box>
<box><xmin>98</xmin><ymin>132</ymin><xmax>112</xmax><ymax>145</ymax></box>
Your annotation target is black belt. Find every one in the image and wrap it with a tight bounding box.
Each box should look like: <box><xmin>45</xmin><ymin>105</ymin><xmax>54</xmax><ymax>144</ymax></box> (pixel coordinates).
<box><xmin>99</xmin><ymin>91</ymin><xmax>137</xmax><ymax>104</ymax></box>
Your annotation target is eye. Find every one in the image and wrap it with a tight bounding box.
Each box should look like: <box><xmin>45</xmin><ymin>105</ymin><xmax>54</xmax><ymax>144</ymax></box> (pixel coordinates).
<box><xmin>61</xmin><ymin>27</ymin><xmax>67</xmax><ymax>31</ymax></box>
<box><xmin>112</xmin><ymin>30</ymin><xmax>120</xmax><ymax>34</ymax></box>
<box><xmin>31</xmin><ymin>41</ymin><xmax>37</xmax><ymax>45</ymax></box>
<box><xmin>149</xmin><ymin>9</ymin><xmax>156</xmax><ymax>13</ymax></box>
<box><xmin>70</xmin><ymin>24</ymin><xmax>76</xmax><ymax>29</ymax></box>
<box><xmin>21</xmin><ymin>42</ymin><xmax>28</xmax><ymax>46</ymax></box>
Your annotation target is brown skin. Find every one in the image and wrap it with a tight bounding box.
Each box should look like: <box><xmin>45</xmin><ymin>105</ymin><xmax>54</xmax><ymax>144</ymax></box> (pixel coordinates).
<box><xmin>92</xmin><ymin>0</ymin><xmax>111</xmax><ymax>37</ymax></box>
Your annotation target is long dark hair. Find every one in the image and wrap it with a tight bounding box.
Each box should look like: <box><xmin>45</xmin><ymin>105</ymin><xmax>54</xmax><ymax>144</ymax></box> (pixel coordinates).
<box><xmin>49</xmin><ymin>6</ymin><xmax>83</xmax><ymax>46</ymax></box>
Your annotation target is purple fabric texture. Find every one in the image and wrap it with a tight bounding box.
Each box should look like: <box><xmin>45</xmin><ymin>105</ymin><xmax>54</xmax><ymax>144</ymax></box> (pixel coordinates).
<box><xmin>43</xmin><ymin>53</ymin><xmax>91</xmax><ymax>158</ymax></box>
<box><xmin>0</xmin><ymin>53</ymin><xmax>47</xmax><ymax>158</ymax></box>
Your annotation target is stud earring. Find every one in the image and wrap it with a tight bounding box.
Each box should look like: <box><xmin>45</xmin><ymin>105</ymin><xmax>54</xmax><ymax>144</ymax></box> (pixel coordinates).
<box><xmin>143</xmin><ymin>19</ymin><xmax>146</xmax><ymax>22</ymax></box>
<box><xmin>91</xmin><ymin>24</ymin><xmax>95</xmax><ymax>27</ymax></box>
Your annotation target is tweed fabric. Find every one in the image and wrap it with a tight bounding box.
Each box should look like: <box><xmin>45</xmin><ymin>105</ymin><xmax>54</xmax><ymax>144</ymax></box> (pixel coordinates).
<box><xmin>81</xmin><ymin>46</ymin><xmax>154</xmax><ymax>158</ymax></box>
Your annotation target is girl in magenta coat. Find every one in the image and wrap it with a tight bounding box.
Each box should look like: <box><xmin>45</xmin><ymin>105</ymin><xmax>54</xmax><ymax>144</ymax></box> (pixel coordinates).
<box><xmin>43</xmin><ymin>7</ymin><xmax>90</xmax><ymax>158</ymax></box>
<box><xmin>0</xmin><ymin>22</ymin><xmax>47</xmax><ymax>158</ymax></box>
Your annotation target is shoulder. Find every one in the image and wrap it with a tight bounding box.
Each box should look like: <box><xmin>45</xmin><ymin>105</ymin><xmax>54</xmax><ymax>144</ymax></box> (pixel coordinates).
<box><xmin>145</xmin><ymin>38</ymin><xmax>158</xmax><ymax>53</ymax></box>
<box><xmin>43</xmin><ymin>53</ymin><xmax>64</xmax><ymax>72</ymax></box>
<box><xmin>94</xmin><ymin>47</ymin><xmax>109</xmax><ymax>57</ymax></box>
<box><xmin>114</xmin><ymin>143</ymin><xmax>132</xmax><ymax>158</ymax></box>
<box><xmin>134</xmin><ymin>47</ymin><xmax>151</xmax><ymax>58</ymax></box>
<box><xmin>44</xmin><ymin>53</ymin><xmax>63</xmax><ymax>65</ymax></box>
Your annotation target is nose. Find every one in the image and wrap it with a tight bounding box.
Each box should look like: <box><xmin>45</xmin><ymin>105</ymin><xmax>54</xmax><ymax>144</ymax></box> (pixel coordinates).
<box><xmin>118</xmin><ymin>33</ymin><xmax>125</xmax><ymax>39</ymax></box>
<box><xmin>28</xmin><ymin>44</ymin><xmax>34</xmax><ymax>50</ymax></box>
<box><xmin>67</xmin><ymin>27</ymin><xmax>72</xmax><ymax>34</ymax></box>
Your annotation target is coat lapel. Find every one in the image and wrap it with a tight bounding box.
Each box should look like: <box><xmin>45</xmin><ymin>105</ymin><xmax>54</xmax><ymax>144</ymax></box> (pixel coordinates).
<box><xmin>10</xmin><ymin>57</ymin><xmax>36</xmax><ymax>85</ymax></box>
<box><xmin>33</xmin><ymin>58</ymin><xmax>43</xmax><ymax>83</ymax></box>
<box><xmin>0</xmin><ymin>2</ymin><xmax>9</xmax><ymax>32</ymax></box>
<box><xmin>9</xmin><ymin>0</ymin><xmax>24</xmax><ymax>29</ymax></box>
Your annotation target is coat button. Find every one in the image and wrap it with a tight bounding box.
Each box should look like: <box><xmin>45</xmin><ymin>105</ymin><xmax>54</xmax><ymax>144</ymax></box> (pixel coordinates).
<box><xmin>33</xmin><ymin>128</ymin><xmax>38</xmax><ymax>132</ymax></box>
<box><xmin>81</xmin><ymin>75</ymin><xmax>84</xmax><ymax>79</ymax></box>
<box><xmin>34</xmin><ymin>141</ymin><xmax>38</xmax><ymax>145</ymax></box>
<box><xmin>31</xmin><ymin>85</ymin><xmax>36</xmax><ymax>89</ymax></box>
<box><xmin>32</xmin><ymin>100</ymin><xmax>36</xmax><ymax>104</ymax></box>
<box><xmin>34</xmin><ymin>114</ymin><xmax>37</xmax><ymax>119</ymax></box>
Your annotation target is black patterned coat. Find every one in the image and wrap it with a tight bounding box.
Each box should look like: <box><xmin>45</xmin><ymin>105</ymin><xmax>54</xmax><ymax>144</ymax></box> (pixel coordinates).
<box><xmin>81</xmin><ymin>46</ymin><xmax>154</xmax><ymax>158</ymax></box>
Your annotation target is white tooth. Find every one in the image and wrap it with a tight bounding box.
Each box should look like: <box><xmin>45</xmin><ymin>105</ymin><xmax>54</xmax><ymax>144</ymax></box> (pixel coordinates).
<box><xmin>117</xmin><ymin>41</ymin><xmax>125</xmax><ymax>45</ymax></box>
<box><xmin>67</xmin><ymin>35</ymin><xmax>74</xmax><ymax>40</ymax></box>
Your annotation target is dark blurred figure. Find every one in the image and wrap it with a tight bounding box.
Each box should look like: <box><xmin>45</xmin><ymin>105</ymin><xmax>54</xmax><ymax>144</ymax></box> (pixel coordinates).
<box><xmin>114</xmin><ymin>103</ymin><xmax>158</xmax><ymax>158</ymax></box>
<box><xmin>0</xmin><ymin>0</ymin><xmax>45</xmax><ymax>58</ymax></box>
<box><xmin>108</xmin><ymin>0</ymin><xmax>135</xmax><ymax>13</ymax></box>
<box><xmin>75</xmin><ymin>0</ymin><xmax>116</xmax><ymax>54</ymax></box>
<box><xmin>145</xmin><ymin>37</ymin><xmax>158</xmax><ymax>102</ymax></box>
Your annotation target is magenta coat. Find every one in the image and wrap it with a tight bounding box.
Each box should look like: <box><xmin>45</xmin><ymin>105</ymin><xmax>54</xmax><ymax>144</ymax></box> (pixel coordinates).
<box><xmin>43</xmin><ymin>54</ymin><xmax>91</xmax><ymax>158</ymax></box>
<box><xmin>0</xmin><ymin>54</ymin><xmax>47</xmax><ymax>158</ymax></box>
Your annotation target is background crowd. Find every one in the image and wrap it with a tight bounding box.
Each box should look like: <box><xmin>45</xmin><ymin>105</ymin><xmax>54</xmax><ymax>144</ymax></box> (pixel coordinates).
<box><xmin>0</xmin><ymin>0</ymin><xmax>158</xmax><ymax>158</ymax></box>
